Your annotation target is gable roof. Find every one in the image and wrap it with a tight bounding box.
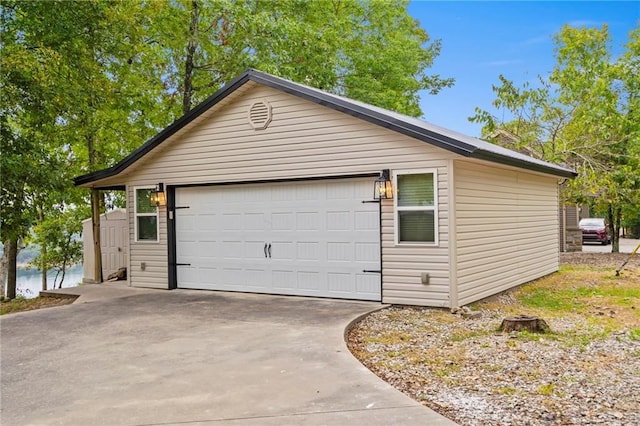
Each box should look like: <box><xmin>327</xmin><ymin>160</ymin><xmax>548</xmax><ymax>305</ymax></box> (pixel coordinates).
<box><xmin>74</xmin><ymin>69</ymin><xmax>576</xmax><ymax>186</ymax></box>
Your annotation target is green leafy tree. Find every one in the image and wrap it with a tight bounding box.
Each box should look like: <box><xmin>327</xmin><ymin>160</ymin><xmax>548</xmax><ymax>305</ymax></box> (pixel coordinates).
<box><xmin>1</xmin><ymin>2</ymin><xmax>71</xmax><ymax>298</ymax></box>
<box><xmin>471</xmin><ymin>25</ymin><xmax>639</xmax><ymax>252</ymax></box>
<box><xmin>1</xmin><ymin>0</ymin><xmax>168</xmax><ymax>294</ymax></box>
<box><xmin>29</xmin><ymin>206</ymin><xmax>86</xmax><ymax>289</ymax></box>
<box><xmin>157</xmin><ymin>0</ymin><xmax>453</xmax><ymax>116</ymax></box>
<box><xmin>2</xmin><ymin>0</ymin><xmax>453</xmax><ymax>297</ymax></box>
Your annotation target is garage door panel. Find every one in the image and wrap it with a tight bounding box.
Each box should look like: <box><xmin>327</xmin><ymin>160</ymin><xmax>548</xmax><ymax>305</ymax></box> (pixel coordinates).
<box><xmin>245</xmin><ymin>240</ymin><xmax>269</xmax><ymax>259</ymax></box>
<box><xmin>175</xmin><ymin>178</ymin><xmax>380</xmax><ymax>301</ymax></box>
<box><xmin>271</xmin><ymin>241</ymin><xmax>295</xmax><ymax>260</ymax></box>
<box><xmin>244</xmin><ymin>269</ymin><xmax>268</xmax><ymax>289</ymax></box>
<box><xmin>179</xmin><ymin>266</ymin><xmax>219</xmax><ymax>290</ymax></box>
<box><xmin>327</xmin><ymin>211</ymin><xmax>351</xmax><ymax>230</ymax></box>
<box><xmin>179</xmin><ymin>241</ymin><xmax>203</xmax><ymax>258</ymax></box>
<box><xmin>296</xmin><ymin>183</ymin><xmax>321</xmax><ymax>200</ymax></box>
<box><xmin>272</xmin><ymin>270</ymin><xmax>296</xmax><ymax>290</ymax></box>
<box><xmin>356</xmin><ymin>274</ymin><xmax>380</xmax><ymax>295</ymax></box>
<box><xmin>327</xmin><ymin>242</ymin><xmax>352</xmax><ymax>261</ymax></box>
<box><xmin>176</xmin><ymin>215</ymin><xmax>196</xmax><ymax>232</ymax></box>
<box><xmin>199</xmin><ymin>249</ymin><xmax>219</xmax><ymax>261</ymax></box>
<box><xmin>222</xmin><ymin>213</ymin><xmax>243</xmax><ymax>230</ymax></box>
<box><xmin>328</xmin><ymin>273</ymin><xmax>352</xmax><ymax>293</ymax></box>
<box><xmin>296</xmin><ymin>242</ymin><xmax>320</xmax><ymax>260</ymax></box>
<box><xmin>271</xmin><ymin>213</ymin><xmax>294</xmax><ymax>230</ymax></box>
<box><xmin>295</xmin><ymin>211</ymin><xmax>321</xmax><ymax>230</ymax></box>
<box><xmin>272</xmin><ymin>186</ymin><xmax>296</xmax><ymax>201</ymax></box>
<box><xmin>355</xmin><ymin>211</ymin><xmax>379</xmax><ymax>230</ymax></box>
<box><xmin>355</xmin><ymin>242</ymin><xmax>379</xmax><ymax>262</ymax></box>
<box><xmin>244</xmin><ymin>213</ymin><xmax>267</xmax><ymax>230</ymax></box>
<box><xmin>222</xmin><ymin>241</ymin><xmax>243</xmax><ymax>259</ymax></box>
<box><xmin>221</xmin><ymin>268</ymin><xmax>244</xmax><ymax>286</ymax></box>
<box><xmin>297</xmin><ymin>271</ymin><xmax>321</xmax><ymax>291</ymax></box>
<box><xmin>327</xmin><ymin>181</ymin><xmax>355</xmax><ymax>199</ymax></box>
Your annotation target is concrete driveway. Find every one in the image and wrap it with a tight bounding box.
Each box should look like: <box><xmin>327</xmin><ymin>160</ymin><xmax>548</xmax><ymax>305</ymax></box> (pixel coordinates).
<box><xmin>1</xmin><ymin>287</ymin><xmax>455</xmax><ymax>425</ymax></box>
<box><xmin>582</xmin><ymin>237</ymin><xmax>640</xmax><ymax>254</ymax></box>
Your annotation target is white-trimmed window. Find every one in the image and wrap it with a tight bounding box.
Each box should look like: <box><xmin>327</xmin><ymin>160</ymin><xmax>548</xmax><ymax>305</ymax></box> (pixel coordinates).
<box><xmin>394</xmin><ymin>170</ymin><xmax>438</xmax><ymax>245</ymax></box>
<box><xmin>134</xmin><ymin>187</ymin><xmax>159</xmax><ymax>242</ymax></box>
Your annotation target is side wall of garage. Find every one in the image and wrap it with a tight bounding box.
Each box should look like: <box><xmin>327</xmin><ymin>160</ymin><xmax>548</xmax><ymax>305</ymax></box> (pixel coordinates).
<box><xmin>454</xmin><ymin>160</ymin><xmax>560</xmax><ymax>306</ymax></box>
<box><xmin>119</xmin><ymin>83</ymin><xmax>458</xmax><ymax>306</ymax></box>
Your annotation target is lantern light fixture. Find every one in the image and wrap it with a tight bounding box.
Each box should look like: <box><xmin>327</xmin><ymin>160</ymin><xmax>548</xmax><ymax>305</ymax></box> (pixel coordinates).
<box><xmin>150</xmin><ymin>182</ymin><xmax>166</xmax><ymax>207</ymax></box>
<box><xmin>373</xmin><ymin>169</ymin><xmax>393</xmax><ymax>200</ymax></box>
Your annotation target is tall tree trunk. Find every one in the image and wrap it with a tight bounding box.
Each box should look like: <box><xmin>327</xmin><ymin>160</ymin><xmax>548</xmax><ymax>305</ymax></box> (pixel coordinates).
<box><xmin>39</xmin><ymin>205</ymin><xmax>48</xmax><ymax>291</ymax></box>
<box><xmin>182</xmin><ymin>0</ymin><xmax>200</xmax><ymax>114</ymax></box>
<box><xmin>41</xmin><ymin>248</ymin><xmax>48</xmax><ymax>291</ymax></box>
<box><xmin>91</xmin><ymin>188</ymin><xmax>103</xmax><ymax>282</ymax></box>
<box><xmin>608</xmin><ymin>204</ymin><xmax>621</xmax><ymax>253</ymax></box>
<box><xmin>6</xmin><ymin>238</ymin><xmax>18</xmax><ymax>300</ymax></box>
<box><xmin>0</xmin><ymin>240</ymin><xmax>8</xmax><ymax>299</ymax></box>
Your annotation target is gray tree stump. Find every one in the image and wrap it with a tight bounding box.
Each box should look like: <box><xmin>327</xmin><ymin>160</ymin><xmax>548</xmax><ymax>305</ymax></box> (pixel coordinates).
<box><xmin>499</xmin><ymin>315</ymin><xmax>550</xmax><ymax>333</ymax></box>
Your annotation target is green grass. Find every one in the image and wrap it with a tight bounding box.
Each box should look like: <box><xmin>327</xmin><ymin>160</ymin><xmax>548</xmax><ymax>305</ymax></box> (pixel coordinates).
<box><xmin>536</xmin><ymin>382</ymin><xmax>559</xmax><ymax>396</ymax></box>
<box><xmin>511</xmin><ymin>267</ymin><xmax>640</xmax><ymax>317</ymax></box>
<box><xmin>1</xmin><ymin>295</ymin><xmax>74</xmax><ymax>315</ymax></box>
<box><xmin>518</xmin><ymin>287</ymin><xmax>586</xmax><ymax>311</ymax></box>
<box><xmin>496</xmin><ymin>386</ymin><xmax>517</xmax><ymax>395</ymax></box>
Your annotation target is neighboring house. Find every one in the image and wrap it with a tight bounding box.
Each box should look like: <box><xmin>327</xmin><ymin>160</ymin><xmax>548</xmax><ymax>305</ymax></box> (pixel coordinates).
<box><xmin>82</xmin><ymin>208</ymin><xmax>128</xmax><ymax>282</ymax></box>
<box><xmin>559</xmin><ymin>204</ymin><xmax>582</xmax><ymax>252</ymax></box>
<box><xmin>74</xmin><ymin>69</ymin><xmax>575</xmax><ymax>308</ymax></box>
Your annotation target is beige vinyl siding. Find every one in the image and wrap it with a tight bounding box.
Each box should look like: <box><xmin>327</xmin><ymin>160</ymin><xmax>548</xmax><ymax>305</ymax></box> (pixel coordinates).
<box><xmin>455</xmin><ymin>161</ymin><xmax>559</xmax><ymax>305</ymax></box>
<box><xmin>127</xmin><ymin>186</ymin><xmax>168</xmax><ymax>289</ymax></box>
<box><xmin>381</xmin><ymin>168</ymin><xmax>451</xmax><ymax>307</ymax></box>
<box><xmin>122</xmin><ymin>83</ymin><xmax>456</xmax><ymax>306</ymax></box>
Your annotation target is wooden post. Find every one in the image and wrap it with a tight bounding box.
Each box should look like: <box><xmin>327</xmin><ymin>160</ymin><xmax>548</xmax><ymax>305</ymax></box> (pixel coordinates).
<box><xmin>91</xmin><ymin>188</ymin><xmax>103</xmax><ymax>283</ymax></box>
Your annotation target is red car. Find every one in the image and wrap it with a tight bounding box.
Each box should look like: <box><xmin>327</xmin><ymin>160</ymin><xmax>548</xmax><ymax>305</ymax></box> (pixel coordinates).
<box><xmin>579</xmin><ymin>218</ymin><xmax>611</xmax><ymax>245</ymax></box>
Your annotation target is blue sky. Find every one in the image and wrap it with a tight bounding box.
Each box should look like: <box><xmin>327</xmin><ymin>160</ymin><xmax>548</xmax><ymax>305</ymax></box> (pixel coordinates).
<box><xmin>407</xmin><ymin>1</ymin><xmax>639</xmax><ymax>137</ymax></box>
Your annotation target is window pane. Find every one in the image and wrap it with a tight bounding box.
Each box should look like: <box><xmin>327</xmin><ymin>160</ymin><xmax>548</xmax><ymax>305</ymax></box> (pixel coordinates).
<box><xmin>399</xmin><ymin>211</ymin><xmax>435</xmax><ymax>243</ymax></box>
<box><xmin>137</xmin><ymin>216</ymin><xmax>158</xmax><ymax>241</ymax></box>
<box><xmin>136</xmin><ymin>189</ymin><xmax>156</xmax><ymax>213</ymax></box>
<box><xmin>398</xmin><ymin>173</ymin><xmax>434</xmax><ymax>207</ymax></box>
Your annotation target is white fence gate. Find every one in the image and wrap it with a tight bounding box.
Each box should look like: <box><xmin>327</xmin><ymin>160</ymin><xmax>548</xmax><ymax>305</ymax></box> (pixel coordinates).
<box><xmin>82</xmin><ymin>209</ymin><xmax>128</xmax><ymax>283</ymax></box>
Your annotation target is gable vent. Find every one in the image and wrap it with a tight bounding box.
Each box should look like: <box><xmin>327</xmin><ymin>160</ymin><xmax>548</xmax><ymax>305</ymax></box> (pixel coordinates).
<box><xmin>248</xmin><ymin>100</ymin><xmax>272</xmax><ymax>130</ymax></box>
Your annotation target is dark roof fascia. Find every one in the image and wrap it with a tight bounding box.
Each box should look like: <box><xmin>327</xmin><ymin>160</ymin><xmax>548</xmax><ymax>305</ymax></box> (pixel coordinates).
<box><xmin>471</xmin><ymin>150</ymin><xmax>576</xmax><ymax>178</ymax></box>
<box><xmin>91</xmin><ymin>185</ymin><xmax>126</xmax><ymax>191</ymax></box>
<box><xmin>74</xmin><ymin>69</ymin><xmax>575</xmax><ymax>186</ymax></box>
<box><xmin>73</xmin><ymin>72</ymin><xmax>254</xmax><ymax>186</ymax></box>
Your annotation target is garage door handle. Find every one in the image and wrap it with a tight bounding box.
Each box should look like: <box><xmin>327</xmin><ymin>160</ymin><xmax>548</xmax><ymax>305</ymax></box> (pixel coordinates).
<box><xmin>264</xmin><ymin>243</ymin><xmax>268</xmax><ymax>258</ymax></box>
<box><xmin>267</xmin><ymin>243</ymin><xmax>272</xmax><ymax>258</ymax></box>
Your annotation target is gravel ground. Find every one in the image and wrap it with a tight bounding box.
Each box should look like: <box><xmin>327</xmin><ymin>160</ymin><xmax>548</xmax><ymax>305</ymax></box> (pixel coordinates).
<box><xmin>348</xmin><ymin>253</ymin><xmax>640</xmax><ymax>426</ymax></box>
<box><xmin>560</xmin><ymin>252</ymin><xmax>635</xmax><ymax>268</ymax></box>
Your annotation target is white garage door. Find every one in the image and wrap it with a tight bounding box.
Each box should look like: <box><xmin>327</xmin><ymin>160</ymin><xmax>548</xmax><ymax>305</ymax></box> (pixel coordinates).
<box><xmin>175</xmin><ymin>178</ymin><xmax>381</xmax><ymax>301</ymax></box>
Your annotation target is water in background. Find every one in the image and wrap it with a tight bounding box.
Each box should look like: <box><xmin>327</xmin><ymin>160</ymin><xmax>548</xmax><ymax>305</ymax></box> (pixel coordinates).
<box><xmin>13</xmin><ymin>264</ymin><xmax>83</xmax><ymax>298</ymax></box>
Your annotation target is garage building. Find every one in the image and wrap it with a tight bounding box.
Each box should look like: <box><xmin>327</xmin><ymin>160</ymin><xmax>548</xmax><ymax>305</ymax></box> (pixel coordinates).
<box><xmin>74</xmin><ymin>69</ymin><xmax>575</xmax><ymax>308</ymax></box>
